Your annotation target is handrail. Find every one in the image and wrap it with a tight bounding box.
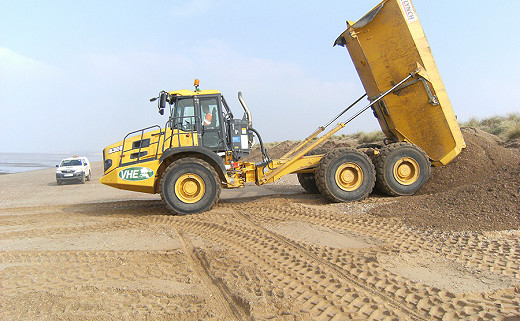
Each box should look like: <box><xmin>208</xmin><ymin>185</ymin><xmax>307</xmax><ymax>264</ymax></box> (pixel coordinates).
<box><xmin>119</xmin><ymin>125</ymin><xmax>161</xmax><ymax>166</ymax></box>
<box><xmin>118</xmin><ymin>114</ymin><xmax>202</xmax><ymax>168</ymax></box>
<box><xmin>162</xmin><ymin>115</ymin><xmax>200</xmax><ymax>152</ymax></box>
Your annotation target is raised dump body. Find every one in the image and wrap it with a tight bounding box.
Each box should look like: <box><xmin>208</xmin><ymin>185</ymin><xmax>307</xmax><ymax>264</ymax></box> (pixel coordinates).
<box><xmin>335</xmin><ymin>0</ymin><xmax>465</xmax><ymax>166</ymax></box>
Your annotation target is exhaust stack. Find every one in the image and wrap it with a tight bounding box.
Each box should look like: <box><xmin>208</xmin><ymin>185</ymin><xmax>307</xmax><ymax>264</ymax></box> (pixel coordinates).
<box><xmin>238</xmin><ymin>92</ymin><xmax>252</xmax><ymax>127</ymax></box>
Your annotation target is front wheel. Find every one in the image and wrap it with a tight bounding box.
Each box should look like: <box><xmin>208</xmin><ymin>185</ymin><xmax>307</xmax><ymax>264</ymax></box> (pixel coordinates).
<box><xmin>315</xmin><ymin>148</ymin><xmax>375</xmax><ymax>202</ymax></box>
<box><xmin>160</xmin><ymin>158</ymin><xmax>221</xmax><ymax>215</ymax></box>
<box><xmin>374</xmin><ymin>142</ymin><xmax>431</xmax><ymax>196</ymax></box>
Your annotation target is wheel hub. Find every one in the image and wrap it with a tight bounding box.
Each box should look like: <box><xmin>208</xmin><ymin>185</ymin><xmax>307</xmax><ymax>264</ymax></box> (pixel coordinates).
<box><xmin>393</xmin><ymin>157</ymin><xmax>420</xmax><ymax>185</ymax></box>
<box><xmin>183</xmin><ymin>181</ymin><xmax>198</xmax><ymax>195</ymax></box>
<box><xmin>175</xmin><ymin>174</ymin><xmax>205</xmax><ymax>203</ymax></box>
<box><xmin>335</xmin><ymin>163</ymin><xmax>363</xmax><ymax>191</ymax></box>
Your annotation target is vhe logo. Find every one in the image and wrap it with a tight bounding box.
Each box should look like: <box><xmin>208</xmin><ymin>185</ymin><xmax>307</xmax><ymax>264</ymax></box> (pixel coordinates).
<box><xmin>119</xmin><ymin>167</ymin><xmax>154</xmax><ymax>181</ymax></box>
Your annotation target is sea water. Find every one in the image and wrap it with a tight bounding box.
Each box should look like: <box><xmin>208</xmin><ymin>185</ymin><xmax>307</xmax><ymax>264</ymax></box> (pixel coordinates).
<box><xmin>0</xmin><ymin>153</ymin><xmax>102</xmax><ymax>174</ymax></box>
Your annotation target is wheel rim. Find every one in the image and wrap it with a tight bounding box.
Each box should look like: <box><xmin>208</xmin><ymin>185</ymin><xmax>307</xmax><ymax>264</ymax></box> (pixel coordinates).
<box><xmin>393</xmin><ymin>157</ymin><xmax>420</xmax><ymax>185</ymax></box>
<box><xmin>175</xmin><ymin>173</ymin><xmax>205</xmax><ymax>203</ymax></box>
<box><xmin>335</xmin><ymin>163</ymin><xmax>363</xmax><ymax>191</ymax></box>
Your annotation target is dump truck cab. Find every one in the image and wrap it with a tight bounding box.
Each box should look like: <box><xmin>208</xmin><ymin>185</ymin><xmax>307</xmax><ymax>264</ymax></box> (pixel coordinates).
<box><xmin>168</xmin><ymin>90</ymin><xmax>227</xmax><ymax>152</ymax></box>
<box><xmin>100</xmin><ymin>82</ymin><xmax>255</xmax><ymax>197</ymax></box>
<box><xmin>165</xmin><ymin>89</ymin><xmax>252</xmax><ymax>158</ymax></box>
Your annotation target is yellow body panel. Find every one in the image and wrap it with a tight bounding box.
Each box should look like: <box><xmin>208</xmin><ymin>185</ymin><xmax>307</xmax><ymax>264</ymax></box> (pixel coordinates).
<box><xmin>101</xmin><ymin>127</ymin><xmax>199</xmax><ymax>193</ymax></box>
<box><xmin>336</xmin><ymin>0</ymin><xmax>465</xmax><ymax>166</ymax></box>
<box><xmin>100</xmin><ymin>159</ymin><xmax>160</xmax><ymax>193</ymax></box>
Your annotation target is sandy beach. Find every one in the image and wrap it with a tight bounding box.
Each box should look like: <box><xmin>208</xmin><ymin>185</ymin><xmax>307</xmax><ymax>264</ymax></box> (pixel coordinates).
<box><xmin>1</xmin><ymin>128</ymin><xmax>519</xmax><ymax>320</ymax></box>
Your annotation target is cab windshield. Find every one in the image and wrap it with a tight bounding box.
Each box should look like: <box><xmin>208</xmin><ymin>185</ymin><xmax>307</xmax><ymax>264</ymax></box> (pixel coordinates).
<box><xmin>171</xmin><ymin>98</ymin><xmax>196</xmax><ymax>131</ymax></box>
<box><xmin>173</xmin><ymin>98</ymin><xmax>195</xmax><ymax>119</ymax></box>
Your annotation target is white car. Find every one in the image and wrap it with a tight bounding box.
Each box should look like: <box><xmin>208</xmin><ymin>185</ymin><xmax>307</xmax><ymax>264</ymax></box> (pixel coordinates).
<box><xmin>56</xmin><ymin>156</ymin><xmax>91</xmax><ymax>185</ymax></box>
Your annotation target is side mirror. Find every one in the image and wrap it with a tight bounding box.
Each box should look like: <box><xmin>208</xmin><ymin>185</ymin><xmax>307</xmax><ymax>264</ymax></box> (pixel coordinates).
<box><xmin>159</xmin><ymin>92</ymin><xmax>166</xmax><ymax>109</ymax></box>
<box><xmin>158</xmin><ymin>92</ymin><xmax>167</xmax><ymax>115</ymax></box>
<box><xmin>56</xmin><ymin>165</ymin><xmax>59</xmax><ymax>168</ymax></box>
<box><xmin>151</xmin><ymin>91</ymin><xmax>170</xmax><ymax>115</ymax></box>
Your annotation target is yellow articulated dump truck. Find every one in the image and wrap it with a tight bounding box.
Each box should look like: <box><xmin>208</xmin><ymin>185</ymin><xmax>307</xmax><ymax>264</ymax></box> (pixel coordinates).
<box><xmin>100</xmin><ymin>0</ymin><xmax>465</xmax><ymax>215</ymax></box>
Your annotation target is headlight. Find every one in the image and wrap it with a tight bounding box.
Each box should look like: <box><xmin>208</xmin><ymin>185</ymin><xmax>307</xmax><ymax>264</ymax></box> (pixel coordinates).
<box><xmin>56</xmin><ymin>169</ymin><xmax>62</xmax><ymax>173</ymax></box>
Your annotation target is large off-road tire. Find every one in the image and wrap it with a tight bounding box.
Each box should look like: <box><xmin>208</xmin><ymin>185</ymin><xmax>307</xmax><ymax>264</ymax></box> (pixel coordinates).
<box><xmin>297</xmin><ymin>173</ymin><xmax>319</xmax><ymax>194</ymax></box>
<box><xmin>160</xmin><ymin>158</ymin><xmax>221</xmax><ymax>215</ymax></box>
<box><xmin>315</xmin><ymin>148</ymin><xmax>375</xmax><ymax>202</ymax></box>
<box><xmin>297</xmin><ymin>147</ymin><xmax>329</xmax><ymax>194</ymax></box>
<box><xmin>374</xmin><ymin>142</ymin><xmax>431</xmax><ymax>196</ymax></box>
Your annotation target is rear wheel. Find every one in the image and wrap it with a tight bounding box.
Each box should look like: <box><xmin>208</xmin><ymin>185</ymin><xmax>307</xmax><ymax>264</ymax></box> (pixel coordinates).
<box><xmin>374</xmin><ymin>142</ymin><xmax>431</xmax><ymax>196</ymax></box>
<box><xmin>297</xmin><ymin>173</ymin><xmax>319</xmax><ymax>194</ymax></box>
<box><xmin>315</xmin><ymin>148</ymin><xmax>375</xmax><ymax>202</ymax></box>
<box><xmin>160</xmin><ymin>158</ymin><xmax>221</xmax><ymax>215</ymax></box>
<box><xmin>298</xmin><ymin>148</ymin><xmax>328</xmax><ymax>194</ymax></box>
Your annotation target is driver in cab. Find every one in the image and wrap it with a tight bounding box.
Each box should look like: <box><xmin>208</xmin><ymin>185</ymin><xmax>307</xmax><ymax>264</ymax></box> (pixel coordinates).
<box><xmin>202</xmin><ymin>105</ymin><xmax>212</xmax><ymax>126</ymax></box>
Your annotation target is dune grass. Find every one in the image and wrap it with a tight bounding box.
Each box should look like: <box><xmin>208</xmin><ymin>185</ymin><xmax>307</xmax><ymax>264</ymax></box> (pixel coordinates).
<box><xmin>462</xmin><ymin>113</ymin><xmax>520</xmax><ymax>141</ymax></box>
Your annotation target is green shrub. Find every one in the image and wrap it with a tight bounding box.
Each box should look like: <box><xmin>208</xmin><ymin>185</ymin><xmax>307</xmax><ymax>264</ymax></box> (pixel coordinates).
<box><xmin>506</xmin><ymin>120</ymin><xmax>520</xmax><ymax>140</ymax></box>
<box><xmin>350</xmin><ymin>131</ymin><xmax>385</xmax><ymax>144</ymax></box>
<box><xmin>462</xmin><ymin>113</ymin><xmax>520</xmax><ymax>141</ymax></box>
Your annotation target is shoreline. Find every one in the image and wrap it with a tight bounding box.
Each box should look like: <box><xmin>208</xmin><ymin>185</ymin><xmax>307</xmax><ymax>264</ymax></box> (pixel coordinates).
<box><xmin>0</xmin><ymin>152</ymin><xmax>102</xmax><ymax>175</ymax></box>
<box><xmin>0</xmin><ymin>165</ymin><xmax>57</xmax><ymax>175</ymax></box>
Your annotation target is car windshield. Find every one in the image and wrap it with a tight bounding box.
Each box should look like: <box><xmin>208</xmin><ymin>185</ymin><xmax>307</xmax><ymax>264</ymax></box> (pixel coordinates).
<box><xmin>61</xmin><ymin>159</ymin><xmax>82</xmax><ymax>166</ymax></box>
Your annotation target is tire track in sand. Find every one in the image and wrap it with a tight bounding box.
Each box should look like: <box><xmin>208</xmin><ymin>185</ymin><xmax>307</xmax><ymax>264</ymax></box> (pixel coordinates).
<box><xmin>233</xmin><ymin>198</ymin><xmax>520</xmax><ymax>281</ymax></box>
<box><xmin>233</xmin><ymin>209</ymin><xmax>428</xmax><ymax>321</ymax></box>
<box><xmin>170</xmin><ymin>210</ymin><xmax>423</xmax><ymax>320</ymax></box>
<box><xmin>177</xmin><ymin>230</ymin><xmax>252</xmax><ymax>321</ymax></box>
<box><xmin>168</xmin><ymin>200</ymin><xmax>518</xmax><ymax>320</ymax></box>
<box><xmin>229</xmin><ymin>198</ymin><xmax>520</xmax><ymax>319</ymax></box>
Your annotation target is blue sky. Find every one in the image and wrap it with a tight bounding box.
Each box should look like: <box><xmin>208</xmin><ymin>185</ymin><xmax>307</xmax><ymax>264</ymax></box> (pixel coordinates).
<box><xmin>1</xmin><ymin>0</ymin><xmax>519</xmax><ymax>153</ymax></box>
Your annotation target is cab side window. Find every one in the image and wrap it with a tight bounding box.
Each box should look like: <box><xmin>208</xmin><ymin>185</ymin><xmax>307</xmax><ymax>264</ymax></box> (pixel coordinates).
<box><xmin>200</xmin><ymin>98</ymin><xmax>219</xmax><ymax>129</ymax></box>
